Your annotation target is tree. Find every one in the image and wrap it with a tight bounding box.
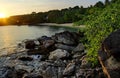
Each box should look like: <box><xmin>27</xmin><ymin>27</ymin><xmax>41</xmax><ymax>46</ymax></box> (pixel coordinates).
<box><xmin>111</xmin><ymin>0</ymin><xmax>116</xmax><ymax>3</ymax></box>
<box><xmin>105</xmin><ymin>0</ymin><xmax>110</xmax><ymax>5</ymax></box>
<box><xmin>31</xmin><ymin>12</ymin><xmax>36</xmax><ymax>15</ymax></box>
<box><xmin>73</xmin><ymin>6</ymin><xmax>79</xmax><ymax>9</ymax></box>
<box><xmin>94</xmin><ymin>1</ymin><xmax>104</xmax><ymax>8</ymax></box>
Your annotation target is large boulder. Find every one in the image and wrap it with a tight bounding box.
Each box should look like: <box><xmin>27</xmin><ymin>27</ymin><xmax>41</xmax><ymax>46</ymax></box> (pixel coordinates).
<box><xmin>52</xmin><ymin>31</ymin><xmax>80</xmax><ymax>45</ymax></box>
<box><xmin>101</xmin><ymin>29</ymin><xmax>120</xmax><ymax>59</ymax></box>
<box><xmin>49</xmin><ymin>49</ymin><xmax>70</xmax><ymax>60</ymax></box>
<box><xmin>98</xmin><ymin>29</ymin><xmax>120</xmax><ymax>78</ymax></box>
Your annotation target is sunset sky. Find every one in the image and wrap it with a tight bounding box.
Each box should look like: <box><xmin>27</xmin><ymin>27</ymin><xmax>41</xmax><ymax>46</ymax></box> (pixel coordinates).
<box><xmin>0</xmin><ymin>0</ymin><xmax>105</xmax><ymax>17</ymax></box>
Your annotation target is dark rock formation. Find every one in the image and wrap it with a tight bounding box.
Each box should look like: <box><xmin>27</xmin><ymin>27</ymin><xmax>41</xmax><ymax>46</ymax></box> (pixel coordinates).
<box><xmin>98</xmin><ymin>29</ymin><xmax>120</xmax><ymax>78</ymax></box>
<box><xmin>51</xmin><ymin>31</ymin><xmax>80</xmax><ymax>45</ymax></box>
<box><xmin>0</xmin><ymin>31</ymin><xmax>105</xmax><ymax>78</ymax></box>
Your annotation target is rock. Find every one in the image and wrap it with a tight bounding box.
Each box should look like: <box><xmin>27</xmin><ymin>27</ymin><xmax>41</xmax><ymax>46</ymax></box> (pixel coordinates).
<box><xmin>55</xmin><ymin>44</ymin><xmax>75</xmax><ymax>51</ymax></box>
<box><xmin>80</xmin><ymin>55</ymin><xmax>92</xmax><ymax>68</ymax></box>
<box><xmin>98</xmin><ymin>29</ymin><xmax>120</xmax><ymax>78</ymax></box>
<box><xmin>15</xmin><ymin>65</ymin><xmax>34</xmax><ymax>73</ymax></box>
<box><xmin>49</xmin><ymin>49</ymin><xmax>70</xmax><ymax>60</ymax></box>
<box><xmin>25</xmin><ymin>40</ymin><xmax>36</xmax><ymax>49</ymax></box>
<box><xmin>27</xmin><ymin>49</ymin><xmax>39</xmax><ymax>55</ymax></box>
<box><xmin>72</xmin><ymin>43</ymin><xmax>84</xmax><ymax>54</ymax></box>
<box><xmin>76</xmin><ymin>68</ymin><xmax>105</xmax><ymax>78</ymax></box>
<box><xmin>101</xmin><ymin>29</ymin><xmax>120</xmax><ymax>60</ymax></box>
<box><xmin>27</xmin><ymin>46</ymin><xmax>49</xmax><ymax>55</ymax></box>
<box><xmin>54</xmin><ymin>59</ymin><xmax>67</xmax><ymax>67</ymax></box>
<box><xmin>37</xmin><ymin>46</ymin><xmax>50</xmax><ymax>55</ymax></box>
<box><xmin>52</xmin><ymin>31</ymin><xmax>80</xmax><ymax>45</ymax></box>
<box><xmin>18</xmin><ymin>56</ymin><xmax>33</xmax><ymax>61</ymax></box>
<box><xmin>23</xmin><ymin>73</ymin><xmax>43</xmax><ymax>78</ymax></box>
<box><xmin>42</xmin><ymin>66</ymin><xmax>58</xmax><ymax>78</ymax></box>
<box><xmin>43</xmin><ymin>40</ymin><xmax>55</xmax><ymax>48</ymax></box>
<box><xmin>63</xmin><ymin>62</ymin><xmax>75</xmax><ymax>76</ymax></box>
<box><xmin>34</xmin><ymin>40</ymin><xmax>40</xmax><ymax>46</ymax></box>
<box><xmin>30</xmin><ymin>61</ymin><xmax>58</xmax><ymax>78</ymax></box>
<box><xmin>0</xmin><ymin>31</ymin><xmax>104</xmax><ymax>78</ymax></box>
<box><xmin>42</xmin><ymin>40</ymin><xmax>56</xmax><ymax>52</ymax></box>
<box><xmin>16</xmin><ymin>69</ymin><xmax>27</xmax><ymax>78</ymax></box>
<box><xmin>72</xmin><ymin>52</ymin><xmax>86</xmax><ymax>59</ymax></box>
<box><xmin>0</xmin><ymin>66</ymin><xmax>17</xmax><ymax>78</ymax></box>
<box><xmin>37</xmin><ymin>36</ymin><xmax>52</xmax><ymax>44</ymax></box>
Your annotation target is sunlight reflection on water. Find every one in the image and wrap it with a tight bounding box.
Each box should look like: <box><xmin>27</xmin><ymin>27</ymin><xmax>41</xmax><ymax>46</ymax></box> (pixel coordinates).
<box><xmin>0</xmin><ymin>25</ymin><xmax>78</xmax><ymax>56</ymax></box>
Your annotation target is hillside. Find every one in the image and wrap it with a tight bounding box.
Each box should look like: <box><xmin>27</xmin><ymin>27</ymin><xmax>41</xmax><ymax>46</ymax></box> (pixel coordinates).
<box><xmin>77</xmin><ymin>0</ymin><xmax>120</xmax><ymax>66</ymax></box>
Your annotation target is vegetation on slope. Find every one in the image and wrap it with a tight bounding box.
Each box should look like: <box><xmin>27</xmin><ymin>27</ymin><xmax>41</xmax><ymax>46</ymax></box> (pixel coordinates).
<box><xmin>78</xmin><ymin>0</ymin><xmax>120</xmax><ymax>67</ymax></box>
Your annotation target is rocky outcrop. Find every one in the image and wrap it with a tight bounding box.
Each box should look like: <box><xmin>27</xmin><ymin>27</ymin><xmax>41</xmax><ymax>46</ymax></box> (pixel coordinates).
<box><xmin>0</xmin><ymin>31</ymin><xmax>105</xmax><ymax>78</ymax></box>
<box><xmin>98</xmin><ymin>29</ymin><xmax>120</xmax><ymax>78</ymax></box>
<box><xmin>51</xmin><ymin>31</ymin><xmax>80</xmax><ymax>45</ymax></box>
<box><xmin>26</xmin><ymin>31</ymin><xmax>81</xmax><ymax>55</ymax></box>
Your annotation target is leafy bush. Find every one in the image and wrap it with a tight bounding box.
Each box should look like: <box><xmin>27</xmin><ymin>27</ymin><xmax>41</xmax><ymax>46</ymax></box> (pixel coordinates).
<box><xmin>85</xmin><ymin>0</ymin><xmax>120</xmax><ymax>67</ymax></box>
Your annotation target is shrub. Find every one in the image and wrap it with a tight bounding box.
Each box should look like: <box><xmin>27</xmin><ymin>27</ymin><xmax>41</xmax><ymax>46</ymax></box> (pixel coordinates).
<box><xmin>84</xmin><ymin>1</ymin><xmax>120</xmax><ymax>67</ymax></box>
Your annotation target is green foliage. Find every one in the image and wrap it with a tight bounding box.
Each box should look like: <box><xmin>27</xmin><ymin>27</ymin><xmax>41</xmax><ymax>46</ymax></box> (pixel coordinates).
<box><xmin>84</xmin><ymin>0</ymin><xmax>120</xmax><ymax>67</ymax></box>
<box><xmin>74</xmin><ymin>7</ymin><xmax>103</xmax><ymax>26</ymax></box>
<box><xmin>7</xmin><ymin>6</ymin><xmax>86</xmax><ymax>25</ymax></box>
<box><xmin>105</xmin><ymin>0</ymin><xmax>110</xmax><ymax>6</ymax></box>
<box><xmin>94</xmin><ymin>1</ymin><xmax>105</xmax><ymax>8</ymax></box>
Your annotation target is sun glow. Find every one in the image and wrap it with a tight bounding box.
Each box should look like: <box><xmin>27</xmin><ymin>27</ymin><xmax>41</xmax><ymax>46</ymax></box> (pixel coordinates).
<box><xmin>0</xmin><ymin>12</ymin><xmax>7</xmax><ymax>18</ymax></box>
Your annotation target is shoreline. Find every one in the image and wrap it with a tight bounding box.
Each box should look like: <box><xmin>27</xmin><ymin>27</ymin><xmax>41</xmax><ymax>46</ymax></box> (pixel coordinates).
<box><xmin>0</xmin><ymin>31</ymin><xmax>104</xmax><ymax>78</ymax></box>
<box><xmin>38</xmin><ymin>23</ymin><xmax>73</xmax><ymax>27</ymax></box>
<box><xmin>36</xmin><ymin>23</ymin><xmax>85</xmax><ymax>28</ymax></box>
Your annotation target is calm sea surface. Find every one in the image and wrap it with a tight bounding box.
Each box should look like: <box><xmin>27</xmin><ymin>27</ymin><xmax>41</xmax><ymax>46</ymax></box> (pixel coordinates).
<box><xmin>0</xmin><ymin>25</ymin><xmax>78</xmax><ymax>56</ymax></box>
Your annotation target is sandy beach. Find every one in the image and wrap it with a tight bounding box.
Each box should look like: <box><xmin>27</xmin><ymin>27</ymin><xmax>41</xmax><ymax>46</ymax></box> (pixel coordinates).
<box><xmin>38</xmin><ymin>23</ymin><xmax>85</xmax><ymax>28</ymax></box>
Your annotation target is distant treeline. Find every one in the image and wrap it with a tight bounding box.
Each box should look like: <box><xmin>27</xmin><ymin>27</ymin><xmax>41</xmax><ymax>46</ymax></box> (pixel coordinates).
<box><xmin>0</xmin><ymin>0</ymin><xmax>112</xmax><ymax>25</ymax></box>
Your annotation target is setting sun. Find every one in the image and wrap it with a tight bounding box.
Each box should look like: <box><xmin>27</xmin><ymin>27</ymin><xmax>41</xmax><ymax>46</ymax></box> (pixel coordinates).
<box><xmin>0</xmin><ymin>13</ymin><xmax>7</xmax><ymax>18</ymax></box>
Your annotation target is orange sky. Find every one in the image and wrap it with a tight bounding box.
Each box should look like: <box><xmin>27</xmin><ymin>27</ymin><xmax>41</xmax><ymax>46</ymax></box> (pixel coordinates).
<box><xmin>0</xmin><ymin>0</ymin><xmax>105</xmax><ymax>17</ymax></box>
